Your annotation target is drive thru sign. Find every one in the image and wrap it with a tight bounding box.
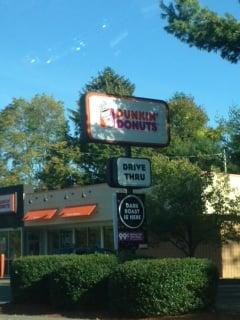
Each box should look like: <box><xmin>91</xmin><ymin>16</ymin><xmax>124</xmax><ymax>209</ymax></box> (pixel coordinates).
<box><xmin>107</xmin><ymin>157</ymin><xmax>151</xmax><ymax>188</ymax></box>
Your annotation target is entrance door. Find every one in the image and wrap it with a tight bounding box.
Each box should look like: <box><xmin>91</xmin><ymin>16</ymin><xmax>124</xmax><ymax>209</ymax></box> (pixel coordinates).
<box><xmin>0</xmin><ymin>230</ymin><xmax>21</xmax><ymax>276</ymax></box>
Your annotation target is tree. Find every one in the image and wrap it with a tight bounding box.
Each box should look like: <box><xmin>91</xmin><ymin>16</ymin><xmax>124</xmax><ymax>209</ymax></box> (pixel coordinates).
<box><xmin>134</xmin><ymin>93</ymin><xmax>223</xmax><ymax>171</ymax></box>
<box><xmin>147</xmin><ymin>154</ymin><xmax>240</xmax><ymax>257</ymax></box>
<box><xmin>71</xmin><ymin>67</ymin><xmax>135</xmax><ymax>184</ymax></box>
<box><xmin>161</xmin><ymin>93</ymin><xmax>224</xmax><ymax>171</ymax></box>
<box><xmin>221</xmin><ymin>105</ymin><xmax>240</xmax><ymax>173</ymax></box>
<box><xmin>160</xmin><ymin>0</ymin><xmax>240</xmax><ymax>63</ymax></box>
<box><xmin>37</xmin><ymin>141</ymin><xmax>85</xmax><ymax>190</ymax></box>
<box><xmin>86</xmin><ymin>90</ymin><xmax>224</xmax><ymax>173</ymax></box>
<box><xmin>0</xmin><ymin>94</ymin><xmax>68</xmax><ymax>187</ymax></box>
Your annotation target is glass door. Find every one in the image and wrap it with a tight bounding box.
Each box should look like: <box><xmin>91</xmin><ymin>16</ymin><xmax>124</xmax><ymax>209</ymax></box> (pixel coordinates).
<box><xmin>0</xmin><ymin>229</ymin><xmax>22</xmax><ymax>277</ymax></box>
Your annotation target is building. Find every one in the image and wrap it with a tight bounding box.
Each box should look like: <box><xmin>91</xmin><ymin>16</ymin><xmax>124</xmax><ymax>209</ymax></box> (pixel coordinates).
<box><xmin>0</xmin><ymin>183</ymin><xmax>120</xmax><ymax>276</ymax></box>
<box><xmin>1</xmin><ymin>175</ymin><xmax>240</xmax><ymax>278</ymax></box>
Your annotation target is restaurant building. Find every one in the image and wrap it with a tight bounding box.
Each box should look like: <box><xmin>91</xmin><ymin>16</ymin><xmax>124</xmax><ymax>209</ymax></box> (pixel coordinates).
<box><xmin>0</xmin><ymin>183</ymin><xmax>120</xmax><ymax>275</ymax></box>
<box><xmin>2</xmin><ymin>175</ymin><xmax>240</xmax><ymax>278</ymax></box>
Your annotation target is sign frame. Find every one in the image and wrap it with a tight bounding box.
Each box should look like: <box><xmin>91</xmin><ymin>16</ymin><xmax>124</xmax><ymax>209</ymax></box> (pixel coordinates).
<box><xmin>81</xmin><ymin>92</ymin><xmax>170</xmax><ymax>147</ymax></box>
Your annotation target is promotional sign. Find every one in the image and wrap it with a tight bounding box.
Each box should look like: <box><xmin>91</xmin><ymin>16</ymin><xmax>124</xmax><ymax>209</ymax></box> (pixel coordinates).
<box><xmin>0</xmin><ymin>194</ymin><xmax>15</xmax><ymax>213</ymax></box>
<box><xmin>117</xmin><ymin>193</ymin><xmax>147</xmax><ymax>248</ymax></box>
<box><xmin>107</xmin><ymin>157</ymin><xmax>151</xmax><ymax>188</ymax></box>
<box><xmin>82</xmin><ymin>92</ymin><xmax>170</xmax><ymax>147</ymax></box>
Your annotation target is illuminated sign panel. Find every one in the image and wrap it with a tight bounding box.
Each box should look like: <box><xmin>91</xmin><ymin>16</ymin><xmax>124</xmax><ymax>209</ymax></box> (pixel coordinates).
<box><xmin>0</xmin><ymin>194</ymin><xmax>15</xmax><ymax>213</ymax></box>
<box><xmin>84</xmin><ymin>93</ymin><xmax>170</xmax><ymax>147</ymax></box>
<box><xmin>107</xmin><ymin>157</ymin><xmax>151</xmax><ymax>188</ymax></box>
<box><xmin>116</xmin><ymin>157</ymin><xmax>151</xmax><ymax>188</ymax></box>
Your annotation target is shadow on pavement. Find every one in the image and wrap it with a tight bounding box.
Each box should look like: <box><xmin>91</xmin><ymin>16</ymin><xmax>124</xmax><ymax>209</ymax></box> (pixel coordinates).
<box><xmin>0</xmin><ymin>303</ymin><xmax>117</xmax><ymax>319</ymax></box>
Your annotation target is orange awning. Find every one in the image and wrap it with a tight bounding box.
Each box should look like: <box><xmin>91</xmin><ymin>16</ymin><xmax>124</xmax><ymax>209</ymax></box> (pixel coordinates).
<box><xmin>59</xmin><ymin>205</ymin><xmax>96</xmax><ymax>218</ymax></box>
<box><xmin>23</xmin><ymin>209</ymin><xmax>57</xmax><ymax>221</ymax></box>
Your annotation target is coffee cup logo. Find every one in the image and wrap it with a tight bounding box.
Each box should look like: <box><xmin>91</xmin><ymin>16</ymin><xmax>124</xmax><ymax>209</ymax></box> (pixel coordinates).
<box><xmin>100</xmin><ymin>106</ymin><xmax>115</xmax><ymax>128</ymax></box>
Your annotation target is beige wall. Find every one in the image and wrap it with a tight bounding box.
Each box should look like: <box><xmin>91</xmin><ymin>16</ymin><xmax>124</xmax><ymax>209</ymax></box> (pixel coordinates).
<box><xmin>138</xmin><ymin>242</ymin><xmax>222</xmax><ymax>276</ymax></box>
<box><xmin>142</xmin><ymin>241</ymin><xmax>240</xmax><ymax>279</ymax></box>
<box><xmin>24</xmin><ymin>183</ymin><xmax>125</xmax><ymax>227</ymax></box>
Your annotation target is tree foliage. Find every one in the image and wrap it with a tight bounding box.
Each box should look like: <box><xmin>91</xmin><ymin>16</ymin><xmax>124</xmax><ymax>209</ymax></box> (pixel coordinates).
<box><xmin>71</xmin><ymin>67</ymin><xmax>135</xmax><ymax>184</ymax></box>
<box><xmin>0</xmin><ymin>94</ymin><xmax>68</xmax><ymax>187</ymax></box>
<box><xmin>220</xmin><ymin>105</ymin><xmax>240</xmax><ymax>173</ymax></box>
<box><xmin>162</xmin><ymin>93</ymin><xmax>223</xmax><ymax>170</ymax></box>
<box><xmin>160</xmin><ymin>0</ymin><xmax>240</xmax><ymax>63</ymax></box>
<box><xmin>147</xmin><ymin>154</ymin><xmax>240</xmax><ymax>257</ymax></box>
<box><xmin>37</xmin><ymin>141</ymin><xmax>84</xmax><ymax>190</ymax></box>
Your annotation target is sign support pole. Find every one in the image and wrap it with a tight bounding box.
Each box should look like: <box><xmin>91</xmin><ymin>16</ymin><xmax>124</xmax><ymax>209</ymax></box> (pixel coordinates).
<box><xmin>112</xmin><ymin>193</ymin><xmax>119</xmax><ymax>251</ymax></box>
<box><xmin>125</xmin><ymin>146</ymin><xmax>133</xmax><ymax>194</ymax></box>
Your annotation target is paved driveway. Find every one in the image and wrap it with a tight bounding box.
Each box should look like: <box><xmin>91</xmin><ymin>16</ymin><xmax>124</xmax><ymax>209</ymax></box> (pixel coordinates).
<box><xmin>0</xmin><ymin>316</ymin><xmax>70</xmax><ymax>320</ymax></box>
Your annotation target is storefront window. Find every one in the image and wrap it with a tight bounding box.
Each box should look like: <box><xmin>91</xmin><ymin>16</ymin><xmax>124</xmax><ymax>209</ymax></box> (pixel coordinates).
<box><xmin>60</xmin><ymin>230</ymin><xmax>73</xmax><ymax>249</ymax></box>
<box><xmin>103</xmin><ymin>227</ymin><xmax>113</xmax><ymax>249</ymax></box>
<box><xmin>0</xmin><ymin>232</ymin><xmax>8</xmax><ymax>256</ymax></box>
<box><xmin>48</xmin><ymin>229</ymin><xmax>73</xmax><ymax>254</ymax></box>
<box><xmin>88</xmin><ymin>227</ymin><xmax>101</xmax><ymax>247</ymax></box>
<box><xmin>0</xmin><ymin>230</ymin><xmax>22</xmax><ymax>276</ymax></box>
<box><xmin>48</xmin><ymin>230</ymin><xmax>59</xmax><ymax>254</ymax></box>
<box><xmin>75</xmin><ymin>227</ymin><xmax>101</xmax><ymax>248</ymax></box>
<box><xmin>27</xmin><ymin>232</ymin><xmax>40</xmax><ymax>255</ymax></box>
<box><xmin>75</xmin><ymin>228</ymin><xmax>88</xmax><ymax>248</ymax></box>
<box><xmin>9</xmin><ymin>231</ymin><xmax>21</xmax><ymax>259</ymax></box>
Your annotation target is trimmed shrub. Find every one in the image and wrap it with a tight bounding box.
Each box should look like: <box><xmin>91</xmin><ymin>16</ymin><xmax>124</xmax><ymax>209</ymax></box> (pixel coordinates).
<box><xmin>109</xmin><ymin>258</ymin><xmax>218</xmax><ymax>317</ymax></box>
<box><xmin>11</xmin><ymin>254</ymin><xmax>88</xmax><ymax>303</ymax></box>
<box><xmin>49</xmin><ymin>253</ymin><xmax>118</xmax><ymax>310</ymax></box>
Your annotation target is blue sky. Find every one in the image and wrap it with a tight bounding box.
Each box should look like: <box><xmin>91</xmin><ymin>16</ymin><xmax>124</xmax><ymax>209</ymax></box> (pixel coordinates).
<box><xmin>1</xmin><ymin>0</ymin><xmax>240</xmax><ymax>127</ymax></box>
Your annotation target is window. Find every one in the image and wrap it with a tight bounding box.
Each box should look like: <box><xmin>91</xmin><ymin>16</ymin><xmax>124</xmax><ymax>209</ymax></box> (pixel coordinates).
<box><xmin>88</xmin><ymin>227</ymin><xmax>101</xmax><ymax>247</ymax></box>
<box><xmin>27</xmin><ymin>232</ymin><xmax>40</xmax><ymax>255</ymax></box>
<box><xmin>60</xmin><ymin>230</ymin><xmax>73</xmax><ymax>248</ymax></box>
<box><xmin>47</xmin><ymin>230</ymin><xmax>59</xmax><ymax>254</ymax></box>
<box><xmin>48</xmin><ymin>229</ymin><xmax>73</xmax><ymax>254</ymax></box>
<box><xmin>75</xmin><ymin>227</ymin><xmax>101</xmax><ymax>248</ymax></box>
<box><xmin>75</xmin><ymin>228</ymin><xmax>88</xmax><ymax>247</ymax></box>
<box><xmin>103</xmin><ymin>227</ymin><xmax>113</xmax><ymax>249</ymax></box>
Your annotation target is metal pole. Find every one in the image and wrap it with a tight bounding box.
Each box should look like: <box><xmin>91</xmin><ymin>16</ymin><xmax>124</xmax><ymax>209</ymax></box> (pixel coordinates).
<box><xmin>223</xmin><ymin>149</ymin><xmax>227</xmax><ymax>173</ymax></box>
<box><xmin>125</xmin><ymin>146</ymin><xmax>133</xmax><ymax>194</ymax></box>
<box><xmin>112</xmin><ymin>193</ymin><xmax>118</xmax><ymax>251</ymax></box>
<box><xmin>125</xmin><ymin>145</ymin><xmax>132</xmax><ymax>158</ymax></box>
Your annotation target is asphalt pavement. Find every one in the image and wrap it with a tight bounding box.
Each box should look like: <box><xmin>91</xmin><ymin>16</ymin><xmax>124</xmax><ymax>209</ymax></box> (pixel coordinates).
<box><xmin>0</xmin><ymin>279</ymin><xmax>92</xmax><ymax>319</ymax></box>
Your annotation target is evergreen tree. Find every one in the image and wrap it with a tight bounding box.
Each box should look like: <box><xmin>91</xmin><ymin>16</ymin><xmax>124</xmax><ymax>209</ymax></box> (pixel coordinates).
<box><xmin>71</xmin><ymin>67</ymin><xmax>135</xmax><ymax>184</ymax></box>
<box><xmin>160</xmin><ymin>0</ymin><xmax>240</xmax><ymax>63</ymax></box>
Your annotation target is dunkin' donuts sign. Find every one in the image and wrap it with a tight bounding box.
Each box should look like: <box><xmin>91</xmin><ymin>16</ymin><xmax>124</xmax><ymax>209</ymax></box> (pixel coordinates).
<box><xmin>83</xmin><ymin>92</ymin><xmax>170</xmax><ymax>146</ymax></box>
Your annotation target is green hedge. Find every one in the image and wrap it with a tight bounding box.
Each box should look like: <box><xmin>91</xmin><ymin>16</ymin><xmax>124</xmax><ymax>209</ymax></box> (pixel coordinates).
<box><xmin>49</xmin><ymin>253</ymin><xmax>118</xmax><ymax>310</ymax></box>
<box><xmin>108</xmin><ymin>258</ymin><xmax>218</xmax><ymax>317</ymax></box>
<box><xmin>11</xmin><ymin>254</ymin><xmax>218</xmax><ymax>316</ymax></box>
<box><xmin>11</xmin><ymin>255</ymin><xmax>76</xmax><ymax>303</ymax></box>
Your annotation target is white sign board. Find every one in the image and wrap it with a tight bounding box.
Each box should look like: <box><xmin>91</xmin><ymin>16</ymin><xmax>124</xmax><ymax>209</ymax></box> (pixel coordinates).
<box><xmin>84</xmin><ymin>92</ymin><xmax>169</xmax><ymax>147</ymax></box>
<box><xmin>117</xmin><ymin>157</ymin><xmax>151</xmax><ymax>188</ymax></box>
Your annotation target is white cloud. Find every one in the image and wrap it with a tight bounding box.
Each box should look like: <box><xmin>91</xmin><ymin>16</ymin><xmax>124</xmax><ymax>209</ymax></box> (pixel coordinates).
<box><xmin>110</xmin><ymin>31</ymin><xmax>129</xmax><ymax>48</ymax></box>
<box><xmin>79</xmin><ymin>41</ymin><xmax>85</xmax><ymax>47</ymax></box>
